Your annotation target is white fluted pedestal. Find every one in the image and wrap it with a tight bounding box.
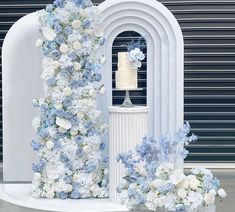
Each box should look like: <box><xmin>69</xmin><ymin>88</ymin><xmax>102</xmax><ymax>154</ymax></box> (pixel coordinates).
<box><xmin>109</xmin><ymin>106</ymin><xmax>148</xmax><ymax>204</ymax></box>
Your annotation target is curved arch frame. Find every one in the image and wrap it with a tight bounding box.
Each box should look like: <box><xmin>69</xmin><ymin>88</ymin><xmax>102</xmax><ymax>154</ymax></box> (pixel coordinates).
<box><xmin>99</xmin><ymin>0</ymin><xmax>184</xmax><ymax>137</ymax></box>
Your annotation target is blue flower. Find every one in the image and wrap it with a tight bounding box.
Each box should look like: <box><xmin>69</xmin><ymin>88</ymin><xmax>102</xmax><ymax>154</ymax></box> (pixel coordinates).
<box><xmin>212</xmin><ymin>177</ymin><xmax>220</xmax><ymax>190</ymax></box>
<box><xmin>63</xmin><ymin>97</ymin><xmax>72</xmax><ymax>108</ymax></box>
<box><xmin>83</xmin><ymin>20</ymin><xmax>91</xmax><ymax>29</ymax></box>
<box><xmin>53</xmin><ymin>0</ymin><xmax>64</xmax><ymax>8</ymax></box>
<box><xmin>61</xmin><ymin>70</ymin><xmax>70</xmax><ymax>79</ymax></box>
<box><xmin>32</xmin><ymin>161</ymin><xmax>45</xmax><ymax>173</ymax></box>
<box><xmin>76</xmin><ymin>148</ymin><xmax>84</xmax><ymax>157</ymax></box>
<box><xmin>158</xmin><ymin>182</ymin><xmax>175</xmax><ymax>195</ymax></box>
<box><xmin>55</xmin><ymin>35</ymin><xmax>65</xmax><ymax>45</ymax></box>
<box><xmin>70</xmin><ymin>190</ymin><xmax>81</xmax><ymax>199</ymax></box>
<box><xmin>94</xmin><ymin>73</ymin><xmax>101</xmax><ymax>82</ymax></box>
<box><xmin>57</xmin><ymin>191</ymin><xmax>68</xmax><ymax>199</ymax></box>
<box><xmin>51</xmin><ymin>50</ymin><xmax>61</xmax><ymax>59</ymax></box>
<box><xmin>68</xmin><ymin>52</ymin><xmax>77</xmax><ymax>61</ymax></box>
<box><xmin>47</xmin><ymin>77</ymin><xmax>57</xmax><ymax>86</ymax></box>
<box><xmin>70</xmin><ymin>80</ymin><xmax>79</xmax><ymax>89</ymax></box>
<box><xmin>99</xmin><ymin>143</ymin><xmax>105</xmax><ymax>151</ymax></box>
<box><xmin>64</xmin><ymin>26</ymin><xmax>73</xmax><ymax>35</ymax></box>
<box><xmin>85</xmin><ymin>163</ymin><xmax>97</xmax><ymax>173</ymax></box>
<box><xmin>73</xmin><ymin>0</ymin><xmax>83</xmax><ymax>6</ymax></box>
<box><xmin>75</xmin><ymin>136</ymin><xmax>83</xmax><ymax>144</ymax></box>
<box><xmin>176</xmin><ymin>204</ymin><xmax>186</xmax><ymax>212</ymax></box>
<box><xmin>54</xmin><ymin>24</ymin><xmax>62</xmax><ymax>33</ymax></box>
<box><xmin>64</xmin><ymin>176</ymin><xmax>72</xmax><ymax>184</ymax></box>
<box><xmin>31</xmin><ymin>140</ymin><xmax>42</xmax><ymax>151</ymax></box>
<box><xmin>46</xmin><ymin>4</ymin><xmax>54</xmax><ymax>12</ymax></box>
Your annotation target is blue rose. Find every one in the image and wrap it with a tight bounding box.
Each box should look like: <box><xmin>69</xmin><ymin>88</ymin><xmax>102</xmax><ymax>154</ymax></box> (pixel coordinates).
<box><xmin>57</xmin><ymin>192</ymin><xmax>68</xmax><ymax>199</ymax></box>
<box><xmin>54</xmin><ymin>24</ymin><xmax>62</xmax><ymax>33</ymax></box>
<box><xmin>83</xmin><ymin>20</ymin><xmax>91</xmax><ymax>29</ymax></box>
<box><xmin>51</xmin><ymin>50</ymin><xmax>61</xmax><ymax>59</ymax></box>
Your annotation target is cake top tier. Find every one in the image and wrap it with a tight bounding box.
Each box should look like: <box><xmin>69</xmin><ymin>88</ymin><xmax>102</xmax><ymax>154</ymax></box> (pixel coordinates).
<box><xmin>118</xmin><ymin>52</ymin><xmax>135</xmax><ymax>70</ymax></box>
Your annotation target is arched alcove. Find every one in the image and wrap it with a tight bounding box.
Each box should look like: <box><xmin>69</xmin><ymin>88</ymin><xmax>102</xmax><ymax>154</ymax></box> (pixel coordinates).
<box><xmin>99</xmin><ymin>0</ymin><xmax>184</xmax><ymax>138</ymax></box>
<box><xmin>112</xmin><ymin>31</ymin><xmax>147</xmax><ymax>106</ymax></box>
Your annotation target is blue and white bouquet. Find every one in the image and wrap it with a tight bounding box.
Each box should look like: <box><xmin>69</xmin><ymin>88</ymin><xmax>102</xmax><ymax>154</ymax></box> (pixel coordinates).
<box><xmin>31</xmin><ymin>0</ymin><xmax>108</xmax><ymax>199</ymax></box>
<box><xmin>127</xmin><ymin>38</ymin><xmax>146</xmax><ymax>68</ymax></box>
<box><xmin>117</xmin><ymin>123</ymin><xmax>227</xmax><ymax>211</ymax></box>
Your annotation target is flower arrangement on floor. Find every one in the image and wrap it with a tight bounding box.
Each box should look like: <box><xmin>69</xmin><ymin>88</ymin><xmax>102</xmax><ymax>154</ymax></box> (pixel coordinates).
<box><xmin>31</xmin><ymin>0</ymin><xmax>108</xmax><ymax>199</ymax></box>
<box><xmin>117</xmin><ymin>122</ymin><xmax>227</xmax><ymax>211</ymax></box>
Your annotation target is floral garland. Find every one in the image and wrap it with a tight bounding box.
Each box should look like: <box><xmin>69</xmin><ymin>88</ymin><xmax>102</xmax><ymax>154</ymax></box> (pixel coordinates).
<box><xmin>31</xmin><ymin>0</ymin><xmax>108</xmax><ymax>199</ymax></box>
<box><xmin>117</xmin><ymin>123</ymin><xmax>227</xmax><ymax>211</ymax></box>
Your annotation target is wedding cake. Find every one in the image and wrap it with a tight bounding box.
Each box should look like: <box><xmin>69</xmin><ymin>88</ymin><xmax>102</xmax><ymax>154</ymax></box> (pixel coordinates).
<box><xmin>115</xmin><ymin>52</ymin><xmax>138</xmax><ymax>90</ymax></box>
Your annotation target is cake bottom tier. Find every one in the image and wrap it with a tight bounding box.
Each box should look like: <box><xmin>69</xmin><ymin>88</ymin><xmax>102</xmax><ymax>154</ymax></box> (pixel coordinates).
<box><xmin>115</xmin><ymin>69</ymin><xmax>138</xmax><ymax>90</ymax></box>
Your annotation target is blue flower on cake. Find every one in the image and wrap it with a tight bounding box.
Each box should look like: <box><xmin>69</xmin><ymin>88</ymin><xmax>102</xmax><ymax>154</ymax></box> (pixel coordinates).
<box><xmin>117</xmin><ymin>123</ymin><xmax>227</xmax><ymax>211</ymax></box>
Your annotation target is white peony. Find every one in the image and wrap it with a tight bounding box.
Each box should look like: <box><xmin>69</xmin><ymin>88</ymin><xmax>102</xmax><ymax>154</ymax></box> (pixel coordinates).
<box><xmin>93</xmin><ymin>25</ymin><xmax>104</xmax><ymax>37</ymax></box>
<box><xmin>177</xmin><ymin>178</ymin><xmax>190</xmax><ymax>189</ymax></box>
<box><xmin>73</xmin><ymin>41</ymin><xmax>82</xmax><ymax>49</ymax></box>
<box><xmin>74</xmin><ymin>62</ymin><xmax>82</xmax><ymax>71</ymax></box>
<box><xmin>42</xmin><ymin>26</ymin><xmax>56</xmax><ymax>41</ymax></box>
<box><xmin>59</xmin><ymin>44</ymin><xmax>69</xmax><ymax>54</ymax></box>
<box><xmin>189</xmin><ymin>177</ymin><xmax>200</xmax><ymax>190</ymax></box>
<box><xmin>217</xmin><ymin>188</ymin><xmax>227</xmax><ymax>198</ymax></box>
<box><xmin>46</xmin><ymin>140</ymin><xmax>54</xmax><ymax>150</ymax></box>
<box><xmin>45</xmin><ymin>189</ymin><xmax>54</xmax><ymax>199</ymax></box>
<box><xmin>72</xmin><ymin>20</ymin><xmax>82</xmax><ymax>29</ymax></box>
<box><xmin>35</xmin><ymin>39</ymin><xmax>43</xmax><ymax>47</ymax></box>
<box><xmin>177</xmin><ymin>188</ymin><xmax>187</xmax><ymax>199</ymax></box>
<box><xmin>63</xmin><ymin>87</ymin><xmax>73</xmax><ymax>96</ymax></box>
<box><xmin>169</xmin><ymin>169</ymin><xmax>185</xmax><ymax>185</ymax></box>
<box><xmin>56</xmin><ymin>117</ymin><xmax>72</xmax><ymax>130</ymax></box>
<box><xmin>204</xmin><ymin>193</ymin><xmax>215</xmax><ymax>205</ymax></box>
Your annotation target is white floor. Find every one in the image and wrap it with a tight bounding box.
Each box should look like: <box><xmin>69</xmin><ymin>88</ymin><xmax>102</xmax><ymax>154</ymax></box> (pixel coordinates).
<box><xmin>0</xmin><ymin>184</ymin><xmax>127</xmax><ymax>212</ymax></box>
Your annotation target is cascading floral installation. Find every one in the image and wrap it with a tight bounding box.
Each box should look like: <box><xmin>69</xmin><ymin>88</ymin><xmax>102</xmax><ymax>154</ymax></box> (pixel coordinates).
<box><xmin>31</xmin><ymin>0</ymin><xmax>108</xmax><ymax>199</ymax></box>
<box><xmin>117</xmin><ymin>123</ymin><xmax>227</xmax><ymax>211</ymax></box>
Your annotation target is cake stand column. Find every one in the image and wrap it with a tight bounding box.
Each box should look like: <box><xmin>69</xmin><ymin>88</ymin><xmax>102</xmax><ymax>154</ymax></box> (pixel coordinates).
<box><xmin>108</xmin><ymin>106</ymin><xmax>148</xmax><ymax>204</ymax></box>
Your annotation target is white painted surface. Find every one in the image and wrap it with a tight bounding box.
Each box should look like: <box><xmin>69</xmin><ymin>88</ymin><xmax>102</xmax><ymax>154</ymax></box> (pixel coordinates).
<box><xmin>2</xmin><ymin>12</ymin><xmax>42</xmax><ymax>182</ymax></box>
<box><xmin>0</xmin><ymin>184</ymin><xmax>128</xmax><ymax>212</ymax></box>
<box><xmin>109</xmin><ymin>106</ymin><xmax>148</xmax><ymax>203</ymax></box>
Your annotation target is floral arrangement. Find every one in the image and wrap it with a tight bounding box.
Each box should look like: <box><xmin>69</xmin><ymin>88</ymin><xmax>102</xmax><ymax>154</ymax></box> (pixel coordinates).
<box><xmin>117</xmin><ymin>123</ymin><xmax>227</xmax><ymax>211</ymax></box>
<box><xmin>31</xmin><ymin>0</ymin><xmax>108</xmax><ymax>199</ymax></box>
<box><xmin>126</xmin><ymin>38</ymin><xmax>146</xmax><ymax>68</ymax></box>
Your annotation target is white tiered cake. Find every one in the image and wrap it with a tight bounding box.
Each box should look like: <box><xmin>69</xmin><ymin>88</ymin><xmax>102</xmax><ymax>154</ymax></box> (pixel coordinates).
<box><xmin>115</xmin><ymin>52</ymin><xmax>138</xmax><ymax>89</ymax></box>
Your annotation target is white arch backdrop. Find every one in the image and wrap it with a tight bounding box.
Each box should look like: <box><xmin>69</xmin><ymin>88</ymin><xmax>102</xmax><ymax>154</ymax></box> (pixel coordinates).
<box><xmin>2</xmin><ymin>0</ymin><xmax>183</xmax><ymax>181</ymax></box>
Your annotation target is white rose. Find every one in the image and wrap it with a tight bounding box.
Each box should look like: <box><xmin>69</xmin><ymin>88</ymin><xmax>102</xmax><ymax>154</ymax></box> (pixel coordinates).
<box><xmin>35</xmin><ymin>39</ymin><xmax>43</xmax><ymax>47</ymax></box>
<box><xmin>45</xmin><ymin>190</ymin><xmax>54</xmax><ymax>199</ymax></box>
<box><xmin>177</xmin><ymin>178</ymin><xmax>190</xmax><ymax>189</ymax></box>
<box><xmin>73</xmin><ymin>41</ymin><xmax>82</xmax><ymax>50</ymax></box>
<box><xmin>150</xmin><ymin>179</ymin><xmax>164</xmax><ymax>188</ymax></box>
<box><xmin>33</xmin><ymin>173</ymin><xmax>41</xmax><ymax>181</ymax></box>
<box><xmin>204</xmin><ymin>193</ymin><xmax>215</xmax><ymax>205</ymax></box>
<box><xmin>83</xmin><ymin>145</ymin><xmax>91</xmax><ymax>153</ymax></box>
<box><xmin>54</xmin><ymin>103</ymin><xmax>63</xmax><ymax>110</ymax></box>
<box><xmin>100</xmin><ymin>56</ymin><xmax>107</xmax><ymax>64</ymax></box>
<box><xmin>72</xmin><ymin>20</ymin><xmax>82</xmax><ymax>29</ymax></box>
<box><xmin>84</xmin><ymin>29</ymin><xmax>92</xmax><ymax>35</ymax></box>
<box><xmin>63</xmin><ymin>87</ymin><xmax>72</xmax><ymax>96</ymax></box>
<box><xmin>80</xmin><ymin>10</ymin><xmax>87</xmax><ymax>19</ymax></box>
<box><xmin>70</xmin><ymin>129</ymin><xmax>78</xmax><ymax>136</ymax></box>
<box><xmin>129</xmin><ymin>183</ymin><xmax>138</xmax><ymax>189</ymax></box>
<box><xmin>32</xmin><ymin>117</ymin><xmax>41</xmax><ymax>129</ymax></box>
<box><xmin>73</xmin><ymin>174</ymin><xmax>79</xmax><ymax>183</ymax></box>
<box><xmin>46</xmin><ymin>166</ymin><xmax>60</xmax><ymax>180</ymax></box>
<box><xmin>46</xmin><ymin>140</ymin><xmax>54</xmax><ymax>150</ymax></box>
<box><xmin>42</xmin><ymin>26</ymin><xmax>56</xmax><ymax>41</ymax></box>
<box><xmin>41</xmin><ymin>67</ymin><xmax>55</xmax><ymax>80</ymax></box>
<box><xmin>217</xmin><ymin>188</ymin><xmax>227</xmax><ymax>199</ymax></box>
<box><xmin>53</xmin><ymin>61</ymin><xmax>60</xmax><ymax>69</ymax></box>
<box><xmin>189</xmin><ymin>178</ymin><xmax>200</xmax><ymax>190</ymax></box>
<box><xmin>169</xmin><ymin>169</ymin><xmax>185</xmax><ymax>185</ymax></box>
<box><xmin>89</xmin><ymin>89</ymin><xmax>96</xmax><ymax>98</ymax></box>
<box><xmin>77</xmin><ymin>111</ymin><xmax>85</xmax><ymax>119</ymax></box>
<box><xmin>74</xmin><ymin>62</ymin><xmax>81</xmax><ymax>71</ymax></box>
<box><xmin>66</xmin><ymin>184</ymin><xmax>73</xmax><ymax>192</ymax></box>
<box><xmin>60</xmin><ymin>44</ymin><xmax>69</xmax><ymax>54</ymax></box>
<box><xmin>56</xmin><ymin>117</ymin><xmax>72</xmax><ymax>130</ymax></box>
<box><xmin>177</xmin><ymin>188</ymin><xmax>187</xmax><ymax>199</ymax></box>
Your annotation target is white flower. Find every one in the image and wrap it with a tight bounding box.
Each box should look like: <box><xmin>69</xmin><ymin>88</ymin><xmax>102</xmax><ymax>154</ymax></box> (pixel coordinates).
<box><xmin>35</xmin><ymin>39</ymin><xmax>43</xmax><ymax>47</ymax></box>
<box><xmin>32</xmin><ymin>117</ymin><xmax>41</xmax><ymax>130</ymax></box>
<box><xmin>60</xmin><ymin>44</ymin><xmax>69</xmax><ymax>54</ymax></box>
<box><xmin>217</xmin><ymin>188</ymin><xmax>227</xmax><ymax>198</ymax></box>
<box><xmin>33</xmin><ymin>172</ymin><xmax>41</xmax><ymax>181</ymax></box>
<box><xmin>204</xmin><ymin>193</ymin><xmax>215</xmax><ymax>205</ymax></box>
<box><xmin>45</xmin><ymin>189</ymin><xmax>54</xmax><ymax>199</ymax></box>
<box><xmin>74</xmin><ymin>62</ymin><xmax>82</xmax><ymax>71</ymax></box>
<box><xmin>189</xmin><ymin>177</ymin><xmax>200</xmax><ymax>190</ymax></box>
<box><xmin>72</xmin><ymin>20</ymin><xmax>82</xmax><ymax>29</ymax></box>
<box><xmin>63</xmin><ymin>87</ymin><xmax>73</xmax><ymax>96</ymax></box>
<box><xmin>56</xmin><ymin>117</ymin><xmax>72</xmax><ymax>130</ymax></box>
<box><xmin>77</xmin><ymin>111</ymin><xmax>85</xmax><ymax>119</ymax></box>
<box><xmin>41</xmin><ymin>67</ymin><xmax>55</xmax><ymax>80</ymax></box>
<box><xmin>150</xmin><ymin>179</ymin><xmax>164</xmax><ymax>189</ymax></box>
<box><xmin>177</xmin><ymin>188</ymin><xmax>187</xmax><ymax>199</ymax></box>
<box><xmin>66</xmin><ymin>184</ymin><xmax>73</xmax><ymax>192</ymax></box>
<box><xmin>46</xmin><ymin>140</ymin><xmax>54</xmax><ymax>150</ymax></box>
<box><xmin>129</xmin><ymin>183</ymin><xmax>138</xmax><ymax>189</ymax></box>
<box><xmin>42</xmin><ymin>26</ymin><xmax>56</xmax><ymax>41</ymax></box>
<box><xmin>80</xmin><ymin>9</ymin><xmax>87</xmax><ymax>19</ymax></box>
<box><xmin>73</xmin><ymin>174</ymin><xmax>79</xmax><ymax>182</ymax></box>
<box><xmin>54</xmin><ymin>103</ymin><xmax>63</xmax><ymax>110</ymax></box>
<box><xmin>89</xmin><ymin>89</ymin><xmax>96</xmax><ymax>98</ymax></box>
<box><xmin>70</xmin><ymin>129</ymin><xmax>78</xmax><ymax>136</ymax></box>
<box><xmin>169</xmin><ymin>169</ymin><xmax>185</xmax><ymax>185</ymax></box>
<box><xmin>46</xmin><ymin>166</ymin><xmax>61</xmax><ymax>180</ymax></box>
<box><xmin>100</xmin><ymin>56</ymin><xmax>107</xmax><ymax>64</ymax></box>
<box><xmin>177</xmin><ymin>178</ymin><xmax>190</xmax><ymax>189</ymax></box>
<box><xmin>73</xmin><ymin>41</ymin><xmax>82</xmax><ymax>49</ymax></box>
<box><xmin>83</xmin><ymin>145</ymin><xmax>91</xmax><ymax>153</ymax></box>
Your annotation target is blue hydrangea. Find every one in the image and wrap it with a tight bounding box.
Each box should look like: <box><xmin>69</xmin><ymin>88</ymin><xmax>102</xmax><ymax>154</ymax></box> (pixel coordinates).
<box><xmin>31</xmin><ymin>140</ymin><xmax>42</xmax><ymax>151</ymax></box>
<box><xmin>70</xmin><ymin>80</ymin><xmax>79</xmax><ymax>89</ymax></box>
<box><xmin>54</xmin><ymin>24</ymin><xmax>62</xmax><ymax>33</ymax></box>
<box><xmin>32</xmin><ymin>161</ymin><xmax>45</xmax><ymax>173</ymax></box>
<box><xmin>64</xmin><ymin>26</ymin><xmax>73</xmax><ymax>35</ymax></box>
<box><xmin>57</xmin><ymin>191</ymin><xmax>68</xmax><ymax>199</ymax></box>
<box><xmin>94</xmin><ymin>73</ymin><xmax>102</xmax><ymax>82</ymax></box>
<box><xmin>73</xmin><ymin>0</ymin><xmax>83</xmax><ymax>6</ymax></box>
<box><xmin>70</xmin><ymin>190</ymin><xmax>81</xmax><ymax>199</ymax></box>
<box><xmin>53</xmin><ymin>0</ymin><xmax>65</xmax><ymax>8</ymax></box>
<box><xmin>176</xmin><ymin>204</ymin><xmax>186</xmax><ymax>212</ymax></box>
<box><xmin>158</xmin><ymin>182</ymin><xmax>175</xmax><ymax>195</ymax></box>
<box><xmin>83</xmin><ymin>20</ymin><xmax>91</xmax><ymax>29</ymax></box>
<box><xmin>46</xmin><ymin>4</ymin><xmax>54</xmax><ymax>12</ymax></box>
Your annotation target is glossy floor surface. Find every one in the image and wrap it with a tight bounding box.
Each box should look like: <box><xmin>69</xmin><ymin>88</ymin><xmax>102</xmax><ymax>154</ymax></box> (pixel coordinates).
<box><xmin>0</xmin><ymin>169</ymin><xmax>234</xmax><ymax>212</ymax></box>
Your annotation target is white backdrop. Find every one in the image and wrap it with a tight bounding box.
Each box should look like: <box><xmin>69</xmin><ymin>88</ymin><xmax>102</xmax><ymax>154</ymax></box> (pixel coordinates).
<box><xmin>2</xmin><ymin>0</ymin><xmax>184</xmax><ymax>181</ymax></box>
